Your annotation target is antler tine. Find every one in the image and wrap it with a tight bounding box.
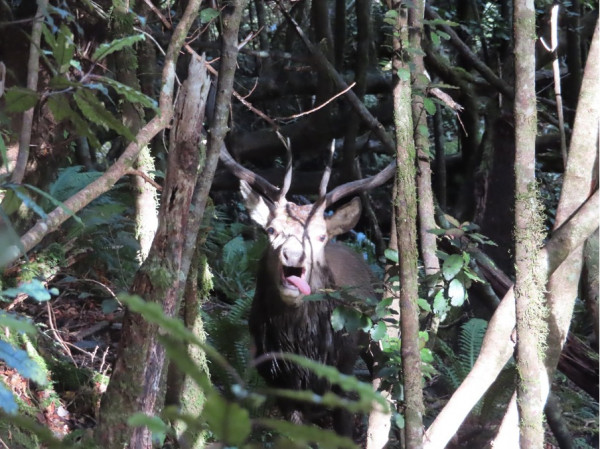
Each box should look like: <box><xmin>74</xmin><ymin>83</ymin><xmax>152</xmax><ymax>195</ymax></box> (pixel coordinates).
<box><xmin>325</xmin><ymin>160</ymin><xmax>396</xmax><ymax>207</ymax></box>
<box><xmin>318</xmin><ymin>140</ymin><xmax>336</xmax><ymax>201</ymax></box>
<box><xmin>276</xmin><ymin>133</ymin><xmax>293</xmax><ymax>202</ymax></box>
<box><xmin>220</xmin><ymin>142</ymin><xmax>280</xmax><ymax>201</ymax></box>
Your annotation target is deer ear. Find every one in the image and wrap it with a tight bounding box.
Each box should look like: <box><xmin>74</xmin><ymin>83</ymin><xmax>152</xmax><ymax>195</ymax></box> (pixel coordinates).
<box><xmin>325</xmin><ymin>197</ymin><xmax>362</xmax><ymax>237</ymax></box>
<box><xmin>240</xmin><ymin>180</ymin><xmax>273</xmax><ymax>228</ymax></box>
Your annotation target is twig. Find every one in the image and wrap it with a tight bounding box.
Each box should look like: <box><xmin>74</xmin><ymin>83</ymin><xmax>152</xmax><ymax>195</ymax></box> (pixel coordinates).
<box><xmin>275</xmin><ymin>82</ymin><xmax>356</xmax><ymax>121</ymax></box>
<box><xmin>540</xmin><ymin>5</ymin><xmax>568</xmax><ymax>169</ymax></box>
<box><xmin>126</xmin><ymin>168</ymin><xmax>162</xmax><ymax>191</ymax></box>
<box><xmin>11</xmin><ymin>0</ymin><xmax>47</xmax><ymax>184</ymax></box>
<box><xmin>46</xmin><ymin>300</ymin><xmax>76</xmax><ymax>365</ymax></box>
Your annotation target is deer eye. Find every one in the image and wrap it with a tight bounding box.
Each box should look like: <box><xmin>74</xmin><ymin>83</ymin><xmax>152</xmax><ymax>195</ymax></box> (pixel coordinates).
<box><xmin>318</xmin><ymin>234</ymin><xmax>327</xmax><ymax>242</ymax></box>
<box><xmin>267</xmin><ymin>227</ymin><xmax>276</xmax><ymax>236</ymax></box>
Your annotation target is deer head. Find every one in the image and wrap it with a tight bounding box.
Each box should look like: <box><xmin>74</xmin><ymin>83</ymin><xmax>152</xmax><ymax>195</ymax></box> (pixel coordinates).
<box><xmin>220</xmin><ymin>138</ymin><xmax>394</xmax><ymax>306</ymax></box>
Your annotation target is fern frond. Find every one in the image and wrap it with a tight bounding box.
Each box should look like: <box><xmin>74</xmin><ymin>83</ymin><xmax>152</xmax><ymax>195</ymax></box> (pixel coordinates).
<box><xmin>458</xmin><ymin>318</ymin><xmax>487</xmax><ymax>374</ymax></box>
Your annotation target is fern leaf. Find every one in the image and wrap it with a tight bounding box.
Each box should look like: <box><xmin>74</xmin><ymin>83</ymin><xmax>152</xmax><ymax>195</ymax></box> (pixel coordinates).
<box><xmin>96</xmin><ymin>76</ymin><xmax>158</xmax><ymax>111</ymax></box>
<box><xmin>74</xmin><ymin>88</ymin><xmax>136</xmax><ymax>141</ymax></box>
<box><xmin>92</xmin><ymin>34</ymin><xmax>145</xmax><ymax>61</ymax></box>
<box><xmin>458</xmin><ymin>318</ymin><xmax>488</xmax><ymax>374</ymax></box>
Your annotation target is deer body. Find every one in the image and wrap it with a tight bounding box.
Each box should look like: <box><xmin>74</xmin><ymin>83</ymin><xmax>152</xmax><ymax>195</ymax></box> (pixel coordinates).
<box><xmin>220</xmin><ymin>139</ymin><xmax>392</xmax><ymax>435</ymax></box>
<box><xmin>241</xmin><ymin>180</ymin><xmax>374</xmax><ymax>434</ymax></box>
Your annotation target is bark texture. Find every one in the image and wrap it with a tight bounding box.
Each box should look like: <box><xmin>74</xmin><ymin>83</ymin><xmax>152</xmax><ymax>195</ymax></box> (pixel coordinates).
<box><xmin>391</xmin><ymin>2</ymin><xmax>424</xmax><ymax>447</ymax></box>
<box><xmin>513</xmin><ymin>1</ymin><xmax>547</xmax><ymax>447</ymax></box>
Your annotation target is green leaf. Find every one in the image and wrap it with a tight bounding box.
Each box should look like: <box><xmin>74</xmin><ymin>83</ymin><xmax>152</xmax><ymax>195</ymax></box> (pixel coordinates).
<box><xmin>8</xmin><ymin>185</ymin><xmax>47</xmax><ymax>219</ymax></box>
<box><xmin>437</xmin><ymin>30</ymin><xmax>451</xmax><ymax>40</ymax></box>
<box><xmin>55</xmin><ymin>24</ymin><xmax>75</xmax><ymax>74</ymax></box>
<box><xmin>0</xmin><ymin>383</ymin><xmax>18</xmax><ymax>414</ymax></box>
<box><xmin>423</xmin><ymin>97</ymin><xmax>436</xmax><ymax>115</ymax></box>
<box><xmin>0</xmin><ymin>311</ymin><xmax>36</xmax><ymax>335</ymax></box>
<box><xmin>0</xmin><ymin>135</ymin><xmax>8</xmax><ymax>172</ymax></box>
<box><xmin>417</xmin><ymin>297</ymin><xmax>432</xmax><ymax>313</ymax></box>
<box><xmin>47</xmin><ymin>94</ymin><xmax>102</xmax><ymax>149</ymax></box>
<box><xmin>200</xmin><ymin>7</ymin><xmax>220</xmax><ymax>23</ymax></box>
<box><xmin>74</xmin><ymin>89</ymin><xmax>136</xmax><ymax>141</ymax></box>
<box><xmin>41</xmin><ymin>23</ymin><xmax>56</xmax><ymax>52</ymax></box>
<box><xmin>256</xmin><ymin>418</ymin><xmax>358</xmax><ymax>449</ymax></box>
<box><xmin>375</xmin><ymin>296</ymin><xmax>395</xmax><ymax>318</ymax></box>
<box><xmin>420</xmin><ymin>347</ymin><xmax>434</xmax><ymax>363</ymax></box>
<box><xmin>432</xmin><ymin>290</ymin><xmax>449</xmax><ymax>316</ymax></box>
<box><xmin>92</xmin><ymin>34</ymin><xmax>145</xmax><ymax>61</ymax></box>
<box><xmin>393</xmin><ymin>412</ymin><xmax>405</xmax><ymax>429</ymax></box>
<box><xmin>370</xmin><ymin>321</ymin><xmax>387</xmax><ymax>341</ymax></box>
<box><xmin>95</xmin><ymin>76</ymin><xmax>158</xmax><ymax>111</ymax></box>
<box><xmin>397</xmin><ymin>67</ymin><xmax>411</xmax><ymax>81</ymax></box>
<box><xmin>430</xmin><ymin>31</ymin><xmax>441</xmax><ymax>46</ymax></box>
<box><xmin>4</xmin><ymin>87</ymin><xmax>39</xmax><ymax>113</ymax></box>
<box><xmin>265</xmin><ymin>388</ymin><xmax>373</xmax><ymax>414</ymax></box>
<box><xmin>49</xmin><ymin>75</ymin><xmax>79</xmax><ymax>89</ymax></box>
<box><xmin>331</xmin><ymin>307</ymin><xmax>371</xmax><ymax>333</ymax></box>
<box><xmin>448</xmin><ymin>279</ymin><xmax>466</xmax><ymax>306</ymax></box>
<box><xmin>442</xmin><ymin>254</ymin><xmax>463</xmax><ymax>281</ymax></box>
<box><xmin>384</xmin><ymin>248</ymin><xmax>399</xmax><ymax>263</ymax></box>
<box><xmin>276</xmin><ymin>353</ymin><xmax>388</xmax><ymax>412</ymax></box>
<box><xmin>0</xmin><ymin>341</ymin><xmax>47</xmax><ymax>384</ymax></box>
<box><xmin>127</xmin><ymin>414</ymin><xmax>169</xmax><ymax>446</ymax></box>
<box><xmin>203</xmin><ymin>392</ymin><xmax>251</xmax><ymax>446</ymax></box>
<box><xmin>1</xmin><ymin>279</ymin><xmax>54</xmax><ymax>302</ymax></box>
<box><xmin>47</xmin><ymin>94</ymin><xmax>73</xmax><ymax>121</ymax></box>
<box><xmin>23</xmin><ymin>184</ymin><xmax>83</xmax><ymax>226</ymax></box>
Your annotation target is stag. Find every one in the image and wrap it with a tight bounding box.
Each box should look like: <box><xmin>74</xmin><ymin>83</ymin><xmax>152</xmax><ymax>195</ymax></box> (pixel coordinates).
<box><xmin>220</xmin><ymin>140</ymin><xmax>394</xmax><ymax>436</ymax></box>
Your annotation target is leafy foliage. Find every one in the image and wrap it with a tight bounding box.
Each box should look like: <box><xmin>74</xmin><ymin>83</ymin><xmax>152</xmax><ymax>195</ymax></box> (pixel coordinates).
<box><xmin>0</xmin><ymin>282</ymin><xmax>56</xmax><ymax>415</ymax></box>
<box><xmin>120</xmin><ymin>294</ymin><xmax>381</xmax><ymax>448</ymax></box>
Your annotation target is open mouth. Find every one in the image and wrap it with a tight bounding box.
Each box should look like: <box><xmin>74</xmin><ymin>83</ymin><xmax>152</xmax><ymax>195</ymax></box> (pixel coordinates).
<box><xmin>280</xmin><ymin>266</ymin><xmax>311</xmax><ymax>295</ymax></box>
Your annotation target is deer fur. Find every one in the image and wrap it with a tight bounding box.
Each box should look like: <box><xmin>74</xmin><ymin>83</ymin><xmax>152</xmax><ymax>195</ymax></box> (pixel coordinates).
<box><xmin>241</xmin><ymin>180</ymin><xmax>375</xmax><ymax>435</ymax></box>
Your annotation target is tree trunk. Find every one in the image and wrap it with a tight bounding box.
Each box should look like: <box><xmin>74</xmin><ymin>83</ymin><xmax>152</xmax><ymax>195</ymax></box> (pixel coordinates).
<box><xmin>95</xmin><ymin>43</ymin><xmax>209</xmax><ymax>449</ymax></box>
<box><xmin>409</xmin><ymin>0</ymin><xmax>441</xmax><ymax>334</ymax></box>
<box><xmin>390</xmin><ymin>1</ymin><xmax>424</xmax><ymax>447</ymax></box>
<box><xmin>513</xmin><ymin>0</ymin><xmax>547</xmax><ymax>447</ymax></box>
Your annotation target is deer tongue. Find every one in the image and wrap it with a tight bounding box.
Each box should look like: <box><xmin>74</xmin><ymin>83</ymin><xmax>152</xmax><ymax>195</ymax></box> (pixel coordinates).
<box><xmin>286</xmin><ymin>275</ymin><xmax>311</xmax><ymax>295</ymax></box>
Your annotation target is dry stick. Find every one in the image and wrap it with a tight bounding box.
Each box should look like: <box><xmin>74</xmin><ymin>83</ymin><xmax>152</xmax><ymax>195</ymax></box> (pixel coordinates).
<box><xmin>541</xmin><ymin>4</ymin><xmax>568</xmax><ymax>168</ymax></box>
<box><xmin>274</xmin><ymin>82</ymin><xmax>356</xmax><ymax>120</ymax></box>
<box><xmin>11</xmin><ymin>0</ymin><xmax>47</xmax><ymax>184</ymax></box>
<box><xmin>423</xmin><ymin>189</ymin><xmax>600</xmax><ymax>449</ymax></box>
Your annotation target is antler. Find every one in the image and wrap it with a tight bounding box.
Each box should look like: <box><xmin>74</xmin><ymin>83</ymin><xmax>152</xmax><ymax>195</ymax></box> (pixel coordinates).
<box><xmin>275</xmin><ymin>132</ymin><xmax>293</xmax><ymax>203</ymax></box>
<box><xmin>219</xmin><ymin>136</ymin><xmax>294</xmax><ymax>204</ymax></box>
<box><xmin>318</xmin><ymin>140</ymin><xmax>336</xmax><ymax>202</ymax></box>
<box><xmin>221</xmin><ymin>136</ymin><xmax>396</xmax><ymax>208</ymax></box>
<box><xmin>219</xmin><ymin>142</ymin><xmax>280</xmax><ymax>201</ymax></box>
<box><xmin>325</xmin><ymin>159</ymin><xmax>395</xmax><ymax>207</ymax></box>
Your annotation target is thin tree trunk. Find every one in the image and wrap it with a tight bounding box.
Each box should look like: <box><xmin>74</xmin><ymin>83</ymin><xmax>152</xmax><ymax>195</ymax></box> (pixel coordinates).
<box><xmin>11</xmin><ymin>0</ymin><xmax>46</xmax><ymax>184</ymax></box>
<box><xmin>432</xmin><ymin>105</ymin><xmax>447</xmax><ymax>211</ymax></box>
<box><xmin>409</xmin><ymin>0</ymin><xmax>441</xmax><ymax>333</ymax></box>
<box><xmin>513</xmin><ymin>0</ymin><xmax>546</xmax><ymax>446</ymax></box>
<box><xmin>390</xmin><ymin>2</ymin><xmax>424</xmax><ymax>447</ymax></box>
<box><xmin>334</xmin><ymin>0</ymin><xmax>346</xmax><ymax>69</ymax></box>
<box><xmin>494</xmin><ymin>17</ymin><xmax>599</xmax><ymax>447</ymax></box>
<box><xmin>111</xmin><ymin>2</ymin><xmax>158</xmax><ymax>261</ymax></box>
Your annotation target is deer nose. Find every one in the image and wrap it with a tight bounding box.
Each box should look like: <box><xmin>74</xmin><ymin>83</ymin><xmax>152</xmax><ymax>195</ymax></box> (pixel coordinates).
<box><xmin>282</xmin><ymin>240</ymin><xmax>304</xmax><ymax>265</ymax></box>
